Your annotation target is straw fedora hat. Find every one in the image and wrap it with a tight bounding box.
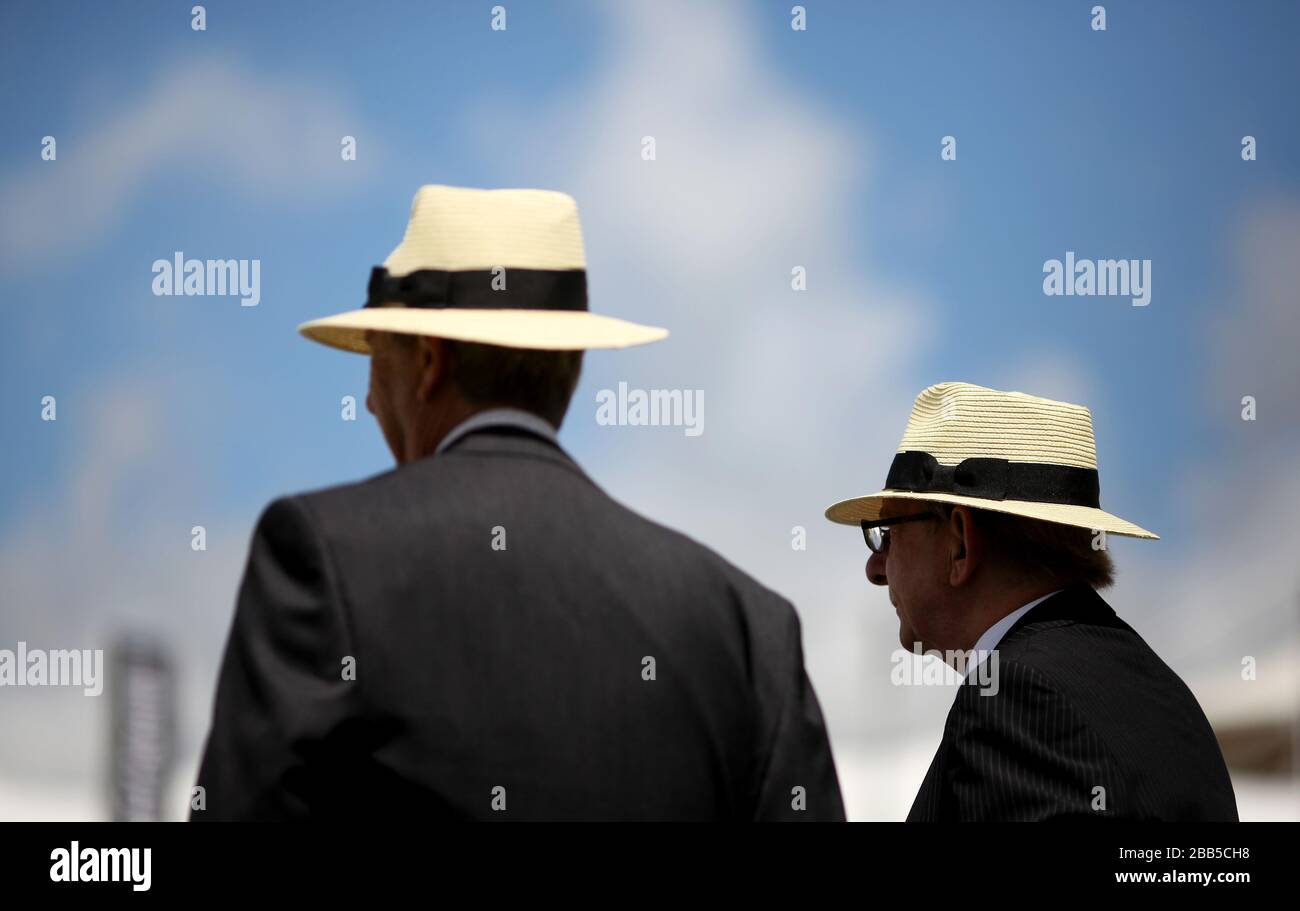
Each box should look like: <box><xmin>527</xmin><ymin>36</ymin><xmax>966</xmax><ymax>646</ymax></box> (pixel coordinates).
<box><xmin>298</xmin><ymin>184</ymin><xmax>668</xmax><ymax>354</ymax></box>
<box><xmin>824</xmin><ymin>382</ymin><xmax>1158</xmax><ymax>539</ymax></box>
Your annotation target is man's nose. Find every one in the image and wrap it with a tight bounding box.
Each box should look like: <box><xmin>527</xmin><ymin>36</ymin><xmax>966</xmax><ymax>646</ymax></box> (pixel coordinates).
<box><xmin>366</xmin><ymin>392</ymin><xmax>375</xmax><ymax>415</ymax></box>
<box><xmin>865</xmin><ymin>551</ymin><xmax>888</xmax><ymax>586</ymax></box>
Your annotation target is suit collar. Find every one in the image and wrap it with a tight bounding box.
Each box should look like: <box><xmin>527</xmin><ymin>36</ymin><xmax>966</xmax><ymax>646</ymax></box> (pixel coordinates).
<box><xmin>435</xmin><ymin>421</ymin><xmax>590</xmax><ymax>483</ymax></box>
<box><xmin>435</xmin><ymin>407</ymin><xmax>559</xmax><ymax>456</ymax></box>
<box><xmin>996</xmin><ymin>583</ymin><xmax>1118</xmax><ymax>651</ymax></box>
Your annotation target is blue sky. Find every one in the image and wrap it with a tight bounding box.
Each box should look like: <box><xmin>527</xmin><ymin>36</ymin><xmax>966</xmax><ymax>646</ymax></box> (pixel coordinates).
<box><xmin>1</xmin><ymin>1</ymin><xmax>1297</xmax><ymax>819</ymax></box>
<box><xmin>3</xmin><ymin>0</ymin><xmax>1296</xmax><ymax>540</ymax></box>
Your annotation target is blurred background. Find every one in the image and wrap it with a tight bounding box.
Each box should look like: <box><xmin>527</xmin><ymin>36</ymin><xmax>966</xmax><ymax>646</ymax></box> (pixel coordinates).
<box><xmin>1</xmin><ymin>0</ymin><xmax>1296</xmax><ymax>821</ymax></box>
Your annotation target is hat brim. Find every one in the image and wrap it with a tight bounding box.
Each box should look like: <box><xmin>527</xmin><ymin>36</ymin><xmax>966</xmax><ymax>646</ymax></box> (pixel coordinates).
<box><xmin>824</xmin><ymin>490</ymin><xmax>1158</xmax><ymax>539</ymax></box>
<box><xmin>298</xmin><ymin>307</ymin><xmax>669</xmax><ymax>354</ymax></box>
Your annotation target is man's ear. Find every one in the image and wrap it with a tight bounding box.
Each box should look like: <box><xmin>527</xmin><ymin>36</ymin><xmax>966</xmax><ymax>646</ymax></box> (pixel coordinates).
<box><xmin>414</xmin><ymin>335</ymin><xmax>448</xmax><ymax>402</ymax></box>
<box><xmin>947</xmin><ymin>505</ymin><xmax>984</xmax><ymax>587</ymax></box>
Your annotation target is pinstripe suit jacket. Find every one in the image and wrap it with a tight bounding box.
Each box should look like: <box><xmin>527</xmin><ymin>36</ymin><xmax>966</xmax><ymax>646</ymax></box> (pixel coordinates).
<box><xmin>907</xmin><ymin>584</ymin><xmax>1238</xmax><ymax>821</ymax></box>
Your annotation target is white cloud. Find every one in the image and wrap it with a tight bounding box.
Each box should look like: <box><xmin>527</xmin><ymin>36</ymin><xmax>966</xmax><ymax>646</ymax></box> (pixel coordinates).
<box><xmin>1107</xmin><ymin>199</ymin><xmax>1300</xmax><ymax>813</ymax></box>
<box><xmin>471</xmin><ymin>0</ymin><xmax>937</xmax><ymax>756</ymax></box>
<box><xmin>989</xmin><ymin>351</ymin><xmax>1095</xmax><ymax>408</ymax></box>
<box><xmin>0</xmin><ymin>377</ymin><xmax>248</xmax><ymax>817</ymax></box>
<box><xmin>0</xmin><ymin>56</ymin><xmax>383</xmax><ymax>271</ymax></box>
<box><xmin>1211</xmin><ymin>199</ymin><xmax>1300</xmax><ymax>428</ymax></box>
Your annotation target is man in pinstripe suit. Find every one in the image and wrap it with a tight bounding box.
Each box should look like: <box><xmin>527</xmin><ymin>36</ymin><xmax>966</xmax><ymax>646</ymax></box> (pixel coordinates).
<box><xmin>825</xmin><ymin>383</ymin><xmax>1238</xmax><ymax>821</ymax></box>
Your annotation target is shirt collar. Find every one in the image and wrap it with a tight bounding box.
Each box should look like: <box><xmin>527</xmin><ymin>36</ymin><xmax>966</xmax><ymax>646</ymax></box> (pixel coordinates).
<box><xmin>434</xmin><ymin>407</ymin><xmax>559</xmax><ymax>456</ymax></box>
<box><xmin>964</xmin><ymin>588</ymin><xmax>1065</xmax><ymax>680</ymax></box>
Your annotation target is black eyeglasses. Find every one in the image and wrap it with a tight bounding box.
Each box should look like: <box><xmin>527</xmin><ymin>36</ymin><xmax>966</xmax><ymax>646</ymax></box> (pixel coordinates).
<box><xmin>860</xmin><ymin>513</ymin><xmax>938</xmax><ymax>554</ymax></box>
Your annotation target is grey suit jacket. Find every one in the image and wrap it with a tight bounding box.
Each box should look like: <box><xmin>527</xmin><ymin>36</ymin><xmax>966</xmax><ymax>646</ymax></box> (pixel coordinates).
<box><xmin>193</xmin><ymin>425</ymin><xmax>845</xmax><ymax>821</ymax></box>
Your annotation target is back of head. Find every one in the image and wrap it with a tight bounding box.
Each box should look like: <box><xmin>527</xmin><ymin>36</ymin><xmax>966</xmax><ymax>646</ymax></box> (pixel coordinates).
<box><xmin>935</xmin><ymin>501</ymin><xmax>1115</xmax><ymax>590</ymax></box>
<box><xmin>394</xmin><ymin>332</ymin><xmax>584</xmax><ymax>429</ymax></box>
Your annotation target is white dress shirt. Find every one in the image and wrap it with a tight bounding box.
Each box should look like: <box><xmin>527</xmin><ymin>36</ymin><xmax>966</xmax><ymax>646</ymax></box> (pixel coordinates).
<box><xmin>964</xmin><ymin>588</ymin><xmax>1063</xmax><ymax>680</ymax></box>
<box><xmin>434</xmin><ymin>407</ymin><xmax>559</xmax><ymax>456</ymax></box>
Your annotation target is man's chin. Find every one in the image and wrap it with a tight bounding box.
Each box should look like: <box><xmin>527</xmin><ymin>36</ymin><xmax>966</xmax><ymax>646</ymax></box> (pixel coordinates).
<box><xmin>899</xmin><ymin>631</ymin><xmax>925</xmax><ymax>654</ymax></box>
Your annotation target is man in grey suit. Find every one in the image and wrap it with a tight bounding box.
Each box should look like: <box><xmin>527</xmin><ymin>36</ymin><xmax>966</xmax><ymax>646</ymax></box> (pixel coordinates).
<box><xmin>191</xmin><ymin>185</ymin><xmax>844</xmax><ymax>821</ymax></box>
